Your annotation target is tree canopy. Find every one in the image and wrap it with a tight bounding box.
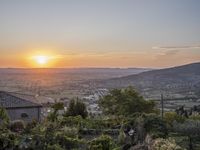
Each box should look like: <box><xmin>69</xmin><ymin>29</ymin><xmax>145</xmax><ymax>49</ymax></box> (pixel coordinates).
<box><xmin>99</xmin><ymin>87</ymin><xmax>157</xmax><ymax>116</ymax></box>
<box><xmin>65</xmin><ymin>98</ymin><xmax>88</xmax><ymax>119</ymax></box>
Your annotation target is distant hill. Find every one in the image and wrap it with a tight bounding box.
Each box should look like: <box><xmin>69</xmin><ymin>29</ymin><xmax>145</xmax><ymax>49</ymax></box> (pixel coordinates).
<box><xmin>0</xmin><ymin>68</ymin><xmax>151</xmax><ymax>97</ymax></box>
<box><xmin>101</xmin><ymin>62</ymin><xmax>200</xmax><ymax>99</ymax></box>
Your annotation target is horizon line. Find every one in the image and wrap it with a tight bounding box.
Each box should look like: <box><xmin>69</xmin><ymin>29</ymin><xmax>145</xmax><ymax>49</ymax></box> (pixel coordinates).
<box><xmin>0</xmin><ymin>67</ymin><xmax>153</xmax><ymax>69</ymax></box>
<box><xmin>0</xmin><ymin>61</ymin><xmax>199</xmax><ymax>70</ymax></box>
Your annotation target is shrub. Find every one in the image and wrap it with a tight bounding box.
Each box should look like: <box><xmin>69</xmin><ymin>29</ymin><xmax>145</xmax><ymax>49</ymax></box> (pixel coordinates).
<box><xmin>55</xmin><ymin>135</ymin><xmax>84</xmax><ymax>150</ymax></box>
<box><xmin>173</xmin><ymin>120</ymin><xmax>200</xmax><ymax>150</ymax></box>
<box><xmin>0</xmin><ymin>129</ymin><xmax>18</xmax><ymax>149</ymax></box>
<box><xmin>144</xmin><ymin>114</ymin><xmax>168</xmax><ymax>138</ymax></box>
<box><xmin>58</xmin><ymin>126</ymin><xmax>78</xmax><ymax>138</ymax></box>
<box><xmin>10</xmin><ymin>120</ymin><xmax>25</xmax><ymax>132</ymax></box>
<box><xmin>0</xmin><ymin>107</ymin><xmax>9</xmax><ymax>125</ymax></box>
<box><xmin>88</xmin><ymin>135</ymin><xmax>115</xmax><ymax>150</ymax></box>
<box><xmin>152</xmin><ymin>138</ymin><xmax>185</xmax><ymax>150</ymax></box>
<box><xmin>65</xmin><ymin>98</ymin><xmax>88</xmax><ymax>119</ymax></box>
<box><xmin>164</xmin><ymin>112</ymin><xmax>185</xmax><ymax>127</ymax></box>
<box><xmin>47</xmin><ymin>144</ymin><xmax>64</xmax><ymax>150</ymax></box>
<box><xmin>189</xmin><ymin>114</ymin><xmax>200</xmax><ymax>120</ymax></box>
<box><xmin>117</xmin><ymin>127</ymin><xmax>126</xmax><ymax>145</ymax></box>
<box><xmin>47</xmin><ymin>102</ymin><xmax>64</xmax><ymax>122</ymax></box>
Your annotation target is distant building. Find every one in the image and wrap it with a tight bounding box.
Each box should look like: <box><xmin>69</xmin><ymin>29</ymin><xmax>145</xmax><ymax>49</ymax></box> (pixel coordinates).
<box><xmin>0</xmin><ymin>91</ymin><xmax>42</xmax><ymax>122</ymax></box>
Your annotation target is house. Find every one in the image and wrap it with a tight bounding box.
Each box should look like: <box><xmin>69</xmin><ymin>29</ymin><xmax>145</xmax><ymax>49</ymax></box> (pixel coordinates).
<box><xmin>0</xmin><ymin>91</ymin><xmax>42</xmax><ymax>122</ymax></box>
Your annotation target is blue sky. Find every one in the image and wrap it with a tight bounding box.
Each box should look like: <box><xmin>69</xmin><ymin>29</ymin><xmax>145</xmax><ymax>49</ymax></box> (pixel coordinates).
<box><xmin>0</xmin><ymin>0</ymin><xmax>200</xmax><ymax>68</ymax></box>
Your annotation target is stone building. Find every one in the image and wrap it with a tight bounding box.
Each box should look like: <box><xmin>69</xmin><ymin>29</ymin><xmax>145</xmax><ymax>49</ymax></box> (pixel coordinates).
<box><xmin>0</xmin><ymin>91</ymin><xmax>42</xmax><ymax>122</ymax></box>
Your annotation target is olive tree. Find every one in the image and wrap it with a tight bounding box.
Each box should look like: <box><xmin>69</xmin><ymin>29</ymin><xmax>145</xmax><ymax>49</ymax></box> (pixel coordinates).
<box><xmin>99</xmin><ymin>87</ymin><xmax>157</xmax><ymax>116</ymax></box>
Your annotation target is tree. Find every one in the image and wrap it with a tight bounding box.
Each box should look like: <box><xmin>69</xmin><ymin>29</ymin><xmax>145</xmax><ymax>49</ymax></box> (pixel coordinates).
<box><xmin>0</xmin><ymin>107</ymin><xmax>9</xmax><ymax>126</ymax></box>
<box><xmin>65</xmin><ymin>98</ymin><xmax>88</xmax><ymax>119</ymax></box>
<box><xmin>48</xmin><ymin>102</ymin><xmax>64</xmax><ymax>122</ymax></box>
<box><xmin>173</xmin><ymin>120</ymin><xmax>200</xmax><ymax>150</ymax></box>
<box><xmin>99</xmin><ymin>87</ymin><xmax>157</xmax><ymax>116</ymax></box>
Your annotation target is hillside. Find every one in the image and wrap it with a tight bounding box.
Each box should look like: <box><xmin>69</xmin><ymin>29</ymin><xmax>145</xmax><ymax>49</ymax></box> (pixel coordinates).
<box><xmin>101</xmin><ymin>62</ymin><xmax>200</xmax><ymax>99</ymax></box>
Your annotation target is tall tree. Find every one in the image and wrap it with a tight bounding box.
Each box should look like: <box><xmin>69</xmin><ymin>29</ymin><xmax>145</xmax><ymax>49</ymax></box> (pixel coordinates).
<box><xmin>99</xmin><ymin>87</ymin><xmax>156</xmax><ymax>116</ymax></box>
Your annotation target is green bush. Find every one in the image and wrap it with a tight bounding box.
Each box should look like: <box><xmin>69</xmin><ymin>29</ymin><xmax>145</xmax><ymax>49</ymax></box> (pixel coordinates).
<box><xmin>47</xmin><ymin>144</ymin><xmax>64</xmax><ymax>150</ymax></box>
<box><xmin>164</xmin><ymin>112</ymin><xmax>185</xmax><ymax>127</ymax></box>
<box><xmin>65</xmin><ymin>98</ymin><xmax>88</xmax><ymax>119</ymax></box>
<box><xmin>0</xmin><ymin>129</ymin><xmax>19</xmax><ymax>149</ymax></box>
<box><xmin>144</xmin><ymin>114</ymin><xmax>168</xmax><ymax>138</ymax></box>
<box><xmin>0</xmin><ymin>107</ymin><xmax>10</xmax><ymax>126</ymax></box>
<box><xmin>10</xmin><ymin>120</ymin><xmax>25</xmax><ymax>132</ymax></box>
<box><xmin>88</xmin><ymin>135</ymin><xmax>115</xmax><ymax>150</ymax></box>
<box><xmin>152</xmin><ymin>138</ymin><xmax>185</xmax><ymax>150</ymax></box>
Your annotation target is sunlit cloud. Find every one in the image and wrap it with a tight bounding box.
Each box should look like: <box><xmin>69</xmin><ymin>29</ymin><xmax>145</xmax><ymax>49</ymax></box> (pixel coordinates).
<box><xmin>156</xmin><ymin>50</ymin><xmax>180</xmax><ymax>56</ymax></box>
<box><xmin>152</xmin><ymin>45</ymin><xmax>200</xmax><ymax>50</ymax></box>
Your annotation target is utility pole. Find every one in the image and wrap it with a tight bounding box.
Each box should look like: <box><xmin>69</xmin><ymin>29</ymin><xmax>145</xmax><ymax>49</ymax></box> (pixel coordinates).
<box><xmin>161</xmin><ymin>94</ymin><xmax>164</xmax><ymax>119</ymax></box>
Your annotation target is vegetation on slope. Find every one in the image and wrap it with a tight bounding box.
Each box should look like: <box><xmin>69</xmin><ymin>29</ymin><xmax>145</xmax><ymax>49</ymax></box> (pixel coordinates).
<box><xmin>0</xmin><ymin>87</ymin><xmax>200</xmax><ymax>150</ymax></box>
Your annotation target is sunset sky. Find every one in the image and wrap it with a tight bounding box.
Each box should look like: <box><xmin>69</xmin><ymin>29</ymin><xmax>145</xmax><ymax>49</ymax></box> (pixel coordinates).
<box><xmin>0</xmin><ymin>0</ymin><xmax>200</xmax><ymax>68</ymax></box>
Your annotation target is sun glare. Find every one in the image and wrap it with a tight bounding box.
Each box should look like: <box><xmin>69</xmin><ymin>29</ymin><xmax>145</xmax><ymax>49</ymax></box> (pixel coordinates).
<box><xmin>31</xmin><ymin>55</ymin><xmax>50</xmax><ymax>67</ymax></box>
<box><xmin>35</xmin><ymin>56</ymin><xmax>48</xmax><ymax>65</ymax></box>
<box><xmin>28</xmin><ymin>51</ymin><xmax>62</xmax><ymax>68</ymax></box>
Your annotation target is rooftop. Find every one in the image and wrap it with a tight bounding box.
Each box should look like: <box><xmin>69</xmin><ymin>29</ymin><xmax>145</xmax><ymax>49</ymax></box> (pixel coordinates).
<box><xmin>0</xmin><ymin>91</ymin><xmax>42</xmax><ymax>108</ymax></box>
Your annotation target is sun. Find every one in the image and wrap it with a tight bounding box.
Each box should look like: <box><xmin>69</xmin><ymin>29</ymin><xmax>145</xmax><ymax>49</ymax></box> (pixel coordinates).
<box><xmin>35</xmin><ymin>56</ymin><xmax>48</xmax><ymax>65</ymax></box>
<box><xmin>34</xmin><ymin>55</ymin><xmax>49</xmax><ymax>65</ymax></box>
<box><xmin>28</xmin><ymin>51</ymin><xmax>62</xmax><ymax>68</ymax></box>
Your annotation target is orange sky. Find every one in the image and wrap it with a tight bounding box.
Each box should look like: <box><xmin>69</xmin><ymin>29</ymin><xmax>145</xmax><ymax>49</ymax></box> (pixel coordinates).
<box><xmin>0</xmin><ymin>48</ymin><xmax>199</xmax><ymax>68</ymax></box>
<box><xmin>0</xmin><ymin>1</ymin><xmax>200</xmax><ymax>68</ymax></box>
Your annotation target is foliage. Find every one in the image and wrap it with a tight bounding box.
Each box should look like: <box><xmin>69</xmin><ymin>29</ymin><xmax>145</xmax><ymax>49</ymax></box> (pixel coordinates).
<box><xmin>152</xmin><ymin>138</ymin><xmax>185</xmax><ymax>150</ymax></box>
<box><xmin>88</xmin><ymin>135</ymin><xmax>115</xmax><ymax>150</ymax></box>
<box><xmin>24</xmin><ymin>120</ymin><xmax>37</xmax><ymax>134</ymax></box>
<box><xmin>117</xmin><ymin>126</ymin><xmax>126</xmax><ymax>145</ymax></box>
<box><xmin>47</xmin><ymin>102</ymin><xmax>64</xmax><ymax>122</ymax></box>
<box><xmin>173</xmin><ymin>120</ymin><xmax>200</xmax><ymax>150</ymax></box>
<box><xmin>164</xmin><ymin>112</ymin><xmax>186</xmax><ymax>127</ymax></box>
<box><xmin>1</xmin><ymin>87</ymin><xmax>200</xmax><ymax>150</ymax></box>
<box><xmin>99</xmin><ymin>87</ymin><xmax>157</xmax><ymax>116</ymax></box>
<box><xmin>0</xmin><ymin>128</ymin><xmax>19</xmax><ymax>149</ymax></box>
<box><xmin>55</xmin><ymin>134</ymin><xmax>84</xmax><ymax>149</ymax></box>
<box><xmin>61</xmin><ymin>126</ymin><xmax>78</xmax><ymax>138</ymax></box>
<box><xmin>9</xmin><ymin>120</ymin><xmax>25</xmax><ymax>132</ymax></box>
<box><xmin>52</xmin><ymin>102</ymin><xmax>64</xmax><ymax>111</ymax></box>
<box><xmin>173</xmin><ymin>120</ymin><xmax>200</xmax><ymax>136</ymax></box>
<box><xmin>60</xmin><ymin>116</ymin><xmax>124</xmax><ymax>134</ymax></box>
<box><xmin>65</xmin><ymin>98</ymin><xmax>88</xmax><ymax>119</ymax></box>
<box><xmin>144</xmin><ymin>114</ymin><xmax>168</xmax><ymax>138</ymax></box>
<box><xmin>0</xmin><ymin>107</ymin><xmax>9</xmax><ymax>125</ymax></box>
<box><xmin>47</xmin><ymin>144</ymin><xmax>64</xmax><ymax>150</ymax></box>
<box><xmin>189</xmin><ymin>114</ymin><xmax>200</xmax><ymax>120</ymax></box>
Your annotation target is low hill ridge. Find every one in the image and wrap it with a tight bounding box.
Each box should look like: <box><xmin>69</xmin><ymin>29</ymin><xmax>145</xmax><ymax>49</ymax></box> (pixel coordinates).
<box><xmin>102</xmin><ymin>62</ymin><xmax>200</xmax><ymax>99</ymax></box>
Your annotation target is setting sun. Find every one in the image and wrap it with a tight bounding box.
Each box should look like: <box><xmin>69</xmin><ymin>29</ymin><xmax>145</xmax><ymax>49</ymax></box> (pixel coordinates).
<box><xmin>34</xmin><ymin>55</ymin><xmax>49</xmax><ymax>65</ymax></box>
<box><xmin>28</xmin><ymin>52</ymin><xmax>62</xmax><ymax>68</ymax></box>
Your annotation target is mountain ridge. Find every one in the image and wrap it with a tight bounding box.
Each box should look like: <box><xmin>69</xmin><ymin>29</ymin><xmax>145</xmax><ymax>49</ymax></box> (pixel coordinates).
<box><xmin>101</xmin><ymin>62</ymin><xmax>200</xmax><ymax>99</ymax></box>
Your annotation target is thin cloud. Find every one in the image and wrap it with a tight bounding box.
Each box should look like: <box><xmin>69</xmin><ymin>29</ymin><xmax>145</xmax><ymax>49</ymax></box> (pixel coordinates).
<box><xmin>164</xmin><ymin>50</ymin><xmax>179</xmax><ymax>55</ymax></box>
<box><xmin>156</xmin><ymin>50</ymin><xmax>180</xmax><ymax>57</ymax></box>
<box><xmin>152</xmin><ymin>45</ymin><xmax>200</xmax><ymax>50</ymax></box>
